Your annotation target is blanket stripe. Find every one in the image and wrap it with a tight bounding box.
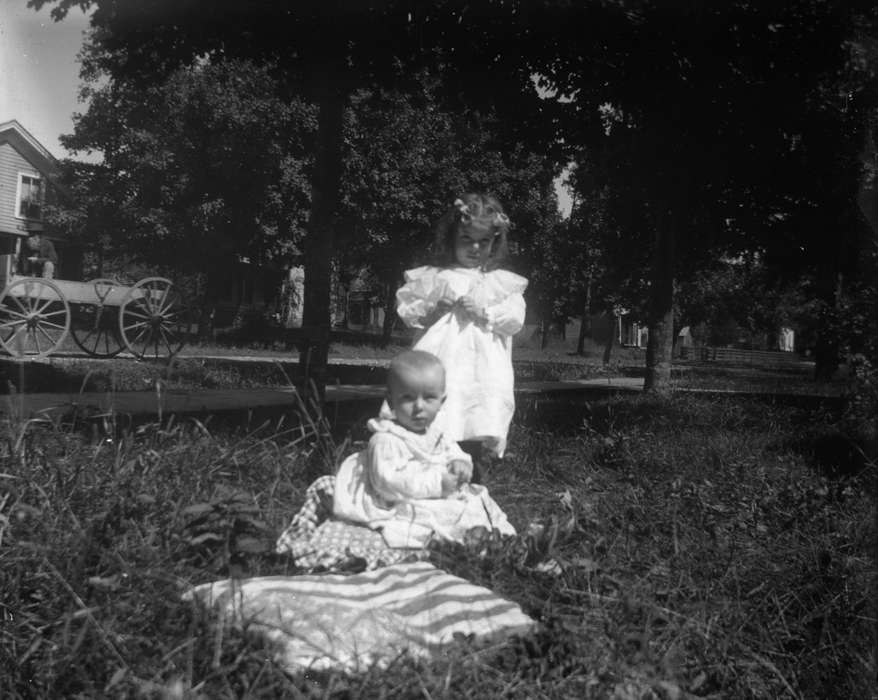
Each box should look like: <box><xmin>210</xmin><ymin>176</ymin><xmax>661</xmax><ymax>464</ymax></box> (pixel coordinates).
<box><xmin>185</xmin><ymin>561</ymin><xmax>535</xmax><ymax>673</ymax></box>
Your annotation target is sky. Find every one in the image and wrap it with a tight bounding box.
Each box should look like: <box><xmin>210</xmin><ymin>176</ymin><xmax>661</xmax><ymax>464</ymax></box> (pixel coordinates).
<box><xmin>0</xmin><ymin>0</ymin><xmax>573</xmax><ymax>214</ymax></box>
<box><xmin>0</xmin><ymin>0</ymin><xmax>92</xmax><ymax>159</ymax></box>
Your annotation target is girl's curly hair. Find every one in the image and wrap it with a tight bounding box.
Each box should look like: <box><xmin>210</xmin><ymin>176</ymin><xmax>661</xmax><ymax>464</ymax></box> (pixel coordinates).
<box><xmin>432</xmin><ymin>193</ymin><xmax>511</xmax><ymax>270</ymax></box>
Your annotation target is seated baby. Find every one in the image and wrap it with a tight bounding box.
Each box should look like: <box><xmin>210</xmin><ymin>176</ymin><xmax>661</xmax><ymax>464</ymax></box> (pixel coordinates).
<box><xmin>333</xmin><ymin>349</ymin><xmax>515</xmax><ymax>548</ymax></box>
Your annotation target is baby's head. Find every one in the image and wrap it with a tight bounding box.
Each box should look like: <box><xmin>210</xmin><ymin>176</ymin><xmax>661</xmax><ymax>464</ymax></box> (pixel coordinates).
<box><xmin>385</xmin><ymin>350</ymin><xmax>446</xmax><ymax>433</ymax></box>
<box><xmin>434</xmin><ymin>193</ymin><xmax>510</xmax><ymax>270</ymax></box>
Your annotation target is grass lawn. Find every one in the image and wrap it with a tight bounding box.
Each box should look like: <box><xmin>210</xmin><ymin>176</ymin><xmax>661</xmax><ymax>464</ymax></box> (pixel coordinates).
<box><xmin>1</xmin><ymin>388</ymin><xmax>873</xmax><ymax>698</ymax></box>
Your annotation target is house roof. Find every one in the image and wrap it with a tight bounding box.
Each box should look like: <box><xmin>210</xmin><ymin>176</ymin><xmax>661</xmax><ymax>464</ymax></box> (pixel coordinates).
<box><xmin>0</xmin><ymin>120</ymin><xmax>72</xmax><ymax>202</ymax></box>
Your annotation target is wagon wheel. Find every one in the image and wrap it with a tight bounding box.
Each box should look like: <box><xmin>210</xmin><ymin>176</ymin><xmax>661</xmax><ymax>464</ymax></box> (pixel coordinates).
<box><xmin>70</xmin><ymin>278</ymin><xmax>125</xmax><ymax>358</ymax></box>
<box><xmin>0</xmin><ymin>278</ymin><xmax>71</xmax><ymax>359</ymax></box>
<box><xmin>119</xmin><ymin>277</ymin><xmax>190</xmax><ymax>360</ymax></box>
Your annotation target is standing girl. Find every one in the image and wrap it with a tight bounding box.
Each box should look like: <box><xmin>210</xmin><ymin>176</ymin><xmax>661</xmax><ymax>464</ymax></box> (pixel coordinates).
<box><xmin>395</xmin><ymin>193</ymin><xmax>528</xmax><ymax>476</ymax></box>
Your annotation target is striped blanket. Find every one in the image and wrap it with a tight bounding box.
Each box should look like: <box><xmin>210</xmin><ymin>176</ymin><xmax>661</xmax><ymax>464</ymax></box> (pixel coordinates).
<box><xmin>184</xmin><ymin>561</ymin><xmax>535</xmax><ymax>673</ymax></box>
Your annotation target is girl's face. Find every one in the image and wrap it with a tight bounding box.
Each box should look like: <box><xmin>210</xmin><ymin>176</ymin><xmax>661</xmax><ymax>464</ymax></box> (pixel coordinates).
<box><xmin>454</xmin><ymin>225</ymin><xmax>494</xmax><ymax>269</ymax></box>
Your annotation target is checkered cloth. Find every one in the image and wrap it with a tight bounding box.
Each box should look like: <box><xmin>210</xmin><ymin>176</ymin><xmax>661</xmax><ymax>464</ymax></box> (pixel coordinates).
<box><xmin>184</xmin><ymin>561</ymin><xmax>536</xmax><ymax>673</ymax></box>
<box><xmin>276</xmin><ymin>476</ymin><xmax>426</xmax><ymax>571</ymax></box>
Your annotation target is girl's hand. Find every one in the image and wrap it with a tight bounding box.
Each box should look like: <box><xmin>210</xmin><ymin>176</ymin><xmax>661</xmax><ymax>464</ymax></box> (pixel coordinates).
<box><xmin>420</xmin><ymin>300</ymin><xmax>453</xmax><ymax>327</ymax></box>
<box><xmin>457</xmin><ymin>296</ymin><xmax>488</xmax><ymax>322</ymax></box>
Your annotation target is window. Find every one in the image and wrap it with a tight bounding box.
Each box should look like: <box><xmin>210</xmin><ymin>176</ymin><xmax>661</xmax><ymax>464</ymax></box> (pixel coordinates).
<box><xmin>16</xmin><ymin>173</ymin><xmax>43</xmax><ymax>220</ymax></box>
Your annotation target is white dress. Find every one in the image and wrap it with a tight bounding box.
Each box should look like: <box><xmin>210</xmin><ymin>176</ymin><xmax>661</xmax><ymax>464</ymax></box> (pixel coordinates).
<box><xmin>396</xmin><ymin>266</ymin><xmax>528</xmax><ymax>457</ymax></box>
<box><xmin>333</xmin><ymin>416</ymin><xmax>515</xmax><ymax>548</ymax></box>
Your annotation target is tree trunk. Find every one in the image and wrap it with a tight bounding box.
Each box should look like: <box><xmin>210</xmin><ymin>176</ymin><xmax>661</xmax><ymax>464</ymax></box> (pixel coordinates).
<box><xmin>602</xmin><ymin>311</ymin><xmax>616</xmax><ymax>366</ymax></box>
<box><xmin>644</xmin><ymin>217</ymin><xmax>676</xmax><ymax>393</ymax></box>
<box><xmin>813</xmin><ymin>271</ymin><xmax>843</xmax><ymax>382</ymax></box>
<box><xmin>856</xmin><ymin>125</ymin><xmax>878</xmax><ymax>235</ymax></box>
<box><xmin>382</xmin><ymin>280</ymin><xmax>397</xmax><ymax>346</ymax></box>
<box><xmin>576</xmin><ymin>278</ymin><xmax>592</xmax><ymax>355</ymax></box>
<box><xmin>299</xmin><ymin>76</ymin><xmax>347</xmax><ymax>400</ymax></box>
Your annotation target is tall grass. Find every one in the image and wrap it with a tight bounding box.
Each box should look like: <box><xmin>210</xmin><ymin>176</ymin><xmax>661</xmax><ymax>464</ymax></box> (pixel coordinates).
<box><xmin>0</xmin><ymin>392</ymin><xmax>873</xmax><ymax>698</ymax></box>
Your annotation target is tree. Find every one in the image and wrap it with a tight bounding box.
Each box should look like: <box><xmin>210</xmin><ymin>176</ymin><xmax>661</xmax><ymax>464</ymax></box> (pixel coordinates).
<box><xmin>340</xmin><ymin>75</ymin><xmax>559</xmax><ymax>342</ymax></box>
<box><xmin>34</xmin><ymin>0</ymin><xmax>559</xmax><ymax>396</ymax></box>
<box><xmin>536</xmin><ymin>0</ymin><xmax>878</xmax><ymax>391</ymax></box>
<box><xmin>676</xmin><ymin>256</ymin><xmax>807</xmax><ymax>348</ymax></box>
<box><xmin>52</xmin><ymin>58</ymin><xmax>314</xmax><ymax>328</ymax></box>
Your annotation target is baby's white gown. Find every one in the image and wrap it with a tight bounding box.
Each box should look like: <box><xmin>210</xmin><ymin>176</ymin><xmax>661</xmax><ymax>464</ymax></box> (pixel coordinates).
<box><xmin>396</xmin><ymin>266</ymin><xmax>528</xmax><ymax>458</ymax></box>
<box><xmin>333</xmin><ymin>415</ymin><xmax>515</xmax><ymax>548</ymax></box>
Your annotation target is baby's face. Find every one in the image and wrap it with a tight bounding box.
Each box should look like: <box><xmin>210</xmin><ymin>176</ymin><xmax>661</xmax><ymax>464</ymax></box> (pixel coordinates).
<box><xmin>387</xmin><ymin>365</ymin><xmax>446</xmax><ymax>433</ymax></box>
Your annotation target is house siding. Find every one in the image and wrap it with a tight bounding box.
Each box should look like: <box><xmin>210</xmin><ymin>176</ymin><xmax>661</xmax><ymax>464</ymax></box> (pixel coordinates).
<box><xmin>0</xmin><ymin>141</ymin><xmax>41</xmax><ymax>238</ymax></box>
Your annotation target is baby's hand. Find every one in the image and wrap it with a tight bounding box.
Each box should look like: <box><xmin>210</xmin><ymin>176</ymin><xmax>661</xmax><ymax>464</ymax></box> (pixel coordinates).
<box><xmin>441</xmin><ymin>470</ymin><xmax>460</xmax><ymax>497</ymax></box>
<box><xmin>457</xmin><ymin>296</ymin><xmax>487</xmax><ymax>322</ymax></box>
<box><xmin>449</xmin><ymin>459</ymin><xmax>473</xmax><ymax>485</ymax></box>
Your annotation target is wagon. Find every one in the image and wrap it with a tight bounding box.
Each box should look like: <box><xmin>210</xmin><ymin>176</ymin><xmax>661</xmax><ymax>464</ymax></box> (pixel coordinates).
<box><xmin>0</xmin><ymin>255</ymin><xmax>191</xmax><ymax>360</ymax></box>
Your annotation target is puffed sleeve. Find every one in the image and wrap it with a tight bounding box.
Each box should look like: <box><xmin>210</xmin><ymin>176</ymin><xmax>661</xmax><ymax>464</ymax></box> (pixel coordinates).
<box><xmin>396</xmin><ymin>266</ymin><xmax>446</xmax><ymax>329</ymax></box>
<box><xmin>368</xmin><ymin>432</ymin><xmax>445</xmax><ymax>501</ymax></box>
<box><xmin>484</xmin><ymin>271</ymin><xmax>528</xmax><ymax>337</ymax></box>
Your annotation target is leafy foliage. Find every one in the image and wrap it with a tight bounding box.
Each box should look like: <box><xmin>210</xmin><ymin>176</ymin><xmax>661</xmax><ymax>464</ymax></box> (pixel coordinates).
<box><xmin>536</xmin><ymin>0</ymin><xmax>878</xmax><ymax>383</ymax></box>
<box><xmin>339</xmin><ymin>70</ymin><xmax>560</xmax><ymax>337</ymax></box>
<box><xmin>33</xmin><ymin>0</ymin><xmax>563</xmax><ymax>391</ymax></box>
<box><xmin>55</xmin><ymin>59</ymin><xmax>315</xmax><ymax>281</ymax></box>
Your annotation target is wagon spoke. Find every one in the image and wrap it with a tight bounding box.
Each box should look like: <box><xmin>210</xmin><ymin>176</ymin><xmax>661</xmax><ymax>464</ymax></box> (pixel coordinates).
<box><xmin>0</xmin><ymin>319</ymin><xmax>25</xmax><ymax>331</ymax></box>
<box><xmin>129</xmin><ymin>325</ymin><xmax>152</xmax><ymax>349</ymax></box>
<box><xmin>155</xmin><ymin>297</ymin><xmax>177</xmax><ymax>317</ymax></box>
<box><xmin>8</xmin><ymin>325</ymin><xmax>27</xmax><ymax>346</ymax></box>
<box><xmin>1</xmin><ymin>308</ymin><xmax>29</xmax><ymax>321</ymax></box>
<box><xmin>37</xmin><ymin>325</ymin><xmax>59</xmax><ymax>347</ymax></box>
<box><xmin>41</xmin><ymin>309</ymin><xmax>69</xmax><ymax>320</ymax></box>
<box><xmin>26</xmin><ymin>285</ymin><xmax>46</xmax><ymax>306</ymax></box>
<box><xmin>122</xmin><ymin>318</ymin><xmax>149</xmax><ymax>332</ymax></box>
<box><xmin>158</xmin><ymin>326</ymin><xmax>178</xmax><ymax>355</ymax></box>
<box><xmin>156</xmin><ymin>285</ymin><xmax>170</xmax><ymax>310</ymax></box>
<box><xmin>124</xmin><ymin>308</ymin><xmax>152</xmax><ymax>321</ymax></box>
<box><xmin>38</xmin><ymin>320</ymin><xmax>68</xmax><ymax>332</ymax></box>
<box><xmin>91</xmin><ymin>330</ymin><xmax>105</xmax><ymax>355</ymax></box>
<box><xmin>34</xmin><ymin>297</ymin><xmax>59</xmax><ymax>315</ymax></box>
<box><xmin>79</xmin><ymin>328</ymin><xmax>97</xmax><ymax>354</ymax></box>
<box><xmin>141</xmin><ymin>289</ymin><xmax>159</xmax><ymax>314</ymax></box>
<box><xmin>11</xmin><ymin>295</ymin><xmax>30</xmax><ymax>316</ymax></box>
<box><xmin>32</xmin><ymin>328</ymin><xmax>42</xmax><ymax>355</ymax></box>
<box><xmin>129</xmin><ymin>326</ymin><xmax>151</xmax><ymax>345</ymax></box>
<box><xmin>0</xmin><ymin>322</ymin><xmax>25</xmax><ymax>341</ymax></box>
<box><xmin>140</xmin><ymin>331</ymin><xmax>157</xmax><ymax>358</ymax></box>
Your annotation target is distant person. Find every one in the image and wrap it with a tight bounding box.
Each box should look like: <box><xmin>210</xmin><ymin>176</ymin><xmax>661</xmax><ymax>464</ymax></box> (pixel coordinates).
<box><xmin>394</xmin><ymin>193</ymin><xmax>528</xmax><ymax>481</ymax></box>
<box><xmin>21</xmin><ymin>231</ymin><xmax>58</xmax><ymax>279</ymax></box>
<box><xmin>333</xmin><ymin>349</ymin><xmax>514</xmax><ymax>547</ymax></box>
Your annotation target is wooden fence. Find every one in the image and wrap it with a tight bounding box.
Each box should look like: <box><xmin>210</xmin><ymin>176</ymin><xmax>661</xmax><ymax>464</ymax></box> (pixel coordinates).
<box><xmin>678</xmin><ymin>345</ymin><xmax>805</xmax><ymax>368</ymax></box>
